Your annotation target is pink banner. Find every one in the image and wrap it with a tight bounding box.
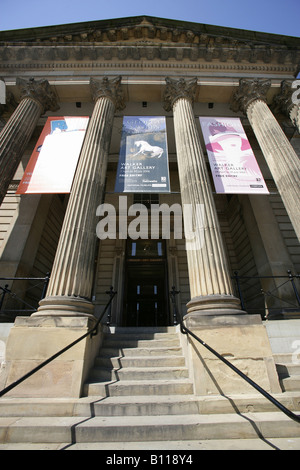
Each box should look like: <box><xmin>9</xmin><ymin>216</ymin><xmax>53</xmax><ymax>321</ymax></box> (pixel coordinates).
<box><xmin>199</xmin><ymin>117</ymin><xmax>269</xmax><ymax>194</ymax></box>
<box><xmin>17</xmin><ymin>116</ymin><xmax>89</xmax><ymax>194</ymax></box>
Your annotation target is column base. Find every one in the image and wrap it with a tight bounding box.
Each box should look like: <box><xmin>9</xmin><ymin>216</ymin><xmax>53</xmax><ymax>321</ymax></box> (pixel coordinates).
<box><xmin>34</xmin><ymin>295</ymin><xmax>95</xmax><ymax>320</ymax></box>
<box><xmin>186</xmin><ymin>294</ymin><xmax>246</xmax><ymax>321</ymax></box>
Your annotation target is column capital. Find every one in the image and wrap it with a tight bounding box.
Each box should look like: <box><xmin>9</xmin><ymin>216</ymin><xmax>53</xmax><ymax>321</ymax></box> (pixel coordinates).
<box><xmin>90</xmin><ymin>76</ymin><xmax>125</xmax><ymax>110</ymax></box>
<box><xmin>272</xmin><ymin>80</ymin><xmax>298</xmax><ymax>115</ymax></box>
<box><xmin>231</xmin><ymin>78</ymin><xmax>271</xmax><ymax>114</ymax></box>
<box><xmin>16</xmin><ymin>77</ymin><xmax>59</xmax><ymax>113</ymax></box>
<box><xmin>163</xmin><ymin>77</ymin><xmax>198</xmax><ymax>111</ymax></box>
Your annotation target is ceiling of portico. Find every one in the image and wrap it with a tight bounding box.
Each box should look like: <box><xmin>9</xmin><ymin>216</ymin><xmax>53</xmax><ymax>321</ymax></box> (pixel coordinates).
<box><xmin>2</xmin><ymin>77</ymin><xmax>283</xmax><ymax>108</ymax></box>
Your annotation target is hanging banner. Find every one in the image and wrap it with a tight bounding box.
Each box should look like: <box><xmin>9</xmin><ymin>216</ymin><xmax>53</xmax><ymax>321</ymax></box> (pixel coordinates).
<box><xmin>114</xmin><ymin>116</ymin><xmax>170</xmax><ymax>193</ymax></box>
<box><xmin>199</xmin><ymin>117</ymin><xmax>269</xmax><ymax>194</ymax></box>
<box><xmin>17</xmin><ymin>116</ymin><xmax>89</xmax><ymax>194</ymax></box>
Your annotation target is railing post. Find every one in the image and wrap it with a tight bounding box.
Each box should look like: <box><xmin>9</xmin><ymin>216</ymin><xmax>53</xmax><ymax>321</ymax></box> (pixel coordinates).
<box><xmin>41</xmin><ymin>272</ymin><xmax>50</xmax><ymax>300</ymax></box>
<box><xmin>170</xmin><ymin>286</ymin><xmax>180</xmax><ymax>325</ymax></box>
<box><xmin>105</xmin><ymin>286</ymin><xmax>116</xmax><ymax>326</ymax></box>
<box><xmin>0</xmin><ymin>284</ymin><xmax>9</xmax><ymax>312</ymax></box>
<box><xmin>287</xmin><ymin>270</ymin><xmax>300</xmax><ymax>307</ymax></box>
<box><xmin>233</xmin><ymin>271</ymin><xmax>246</xmax><ymax>311</ymax></box>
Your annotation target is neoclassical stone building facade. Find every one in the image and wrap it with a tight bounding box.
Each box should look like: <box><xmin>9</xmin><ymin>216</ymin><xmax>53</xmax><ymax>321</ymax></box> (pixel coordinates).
<box><xmin>0</xmin><ymin>16</ymin><xmax>299</xmax><ymax>398</ymax></box>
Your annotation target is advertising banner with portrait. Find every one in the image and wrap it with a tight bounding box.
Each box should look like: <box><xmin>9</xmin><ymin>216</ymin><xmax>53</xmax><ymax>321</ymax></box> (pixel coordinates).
<box><xmin>199</xmin><ymin>117</ymin><xmax>269</xmax><ymax>194</ymax></box>
<box><xmin>115</xmin><ymin>116</ymin><xmax>170</xmax><ymax>193</ymax></box>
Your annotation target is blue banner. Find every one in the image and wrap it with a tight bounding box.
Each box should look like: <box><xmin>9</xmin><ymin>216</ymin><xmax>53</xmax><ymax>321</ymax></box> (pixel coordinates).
<box><xmin>115</xmin><ymin>116</ymin><xmax>170</xmax><ymax>193</ymax></box>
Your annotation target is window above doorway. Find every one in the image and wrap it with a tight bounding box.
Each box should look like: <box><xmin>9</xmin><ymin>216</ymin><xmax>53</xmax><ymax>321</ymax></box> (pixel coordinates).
<box><xmin>126</xmin><ymin>240</ymin><xmax>165</xmax><ymax>259</ymax></box>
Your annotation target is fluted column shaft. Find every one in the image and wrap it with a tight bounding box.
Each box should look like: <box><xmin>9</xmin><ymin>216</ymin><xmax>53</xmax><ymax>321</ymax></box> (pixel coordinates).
<box><xmin>247</xmin><ymin>100</ymin><xmax>300</xmax><ymax>239</ymax></box>
<box><xmin>37</xmin><ymin>77</ymin><xmax>124</xmax><ymax>318</ymax></box>
<box><xmin>0</xmin><ymin>78</ymin><xmax>59</xmax><ymax>204</ymax></box>
<box><xmin>232</xmin><ymin>79</ymin><xmax>300</xmax><ymax>241</ymax></box>
<box><xmin>164</xmin><ymin>78</ymin><xmax>243</xmax><ymax>317</ymax></box>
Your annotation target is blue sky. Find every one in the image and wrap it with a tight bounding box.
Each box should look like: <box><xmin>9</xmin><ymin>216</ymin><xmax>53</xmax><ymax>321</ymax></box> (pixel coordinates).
<box><xmin>0</xmin><ymin>0</ymin><xmax>299</xmax><ymax>37</ymax></box>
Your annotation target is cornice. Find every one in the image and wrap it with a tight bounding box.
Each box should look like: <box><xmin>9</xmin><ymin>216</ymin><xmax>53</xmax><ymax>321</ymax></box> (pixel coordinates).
<box><xmin>0</xmin><ymin>17</ymin><xmax>299</xmax><ymax>71</ymax></box>
<box><xmin>1</xmin><ymin>16</ymin><xmax>299</xmax><ymax>47</ymax></box>
<box><xmin>0</xmin><ymin>60</ymin><xmax>296</xmax><ymax>76</ymax></box>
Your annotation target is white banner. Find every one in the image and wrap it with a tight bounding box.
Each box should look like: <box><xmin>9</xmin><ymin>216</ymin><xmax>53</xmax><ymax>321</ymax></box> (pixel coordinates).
<box><xmin>17</xmin><ymin>116</ymin><xmax>89</xmax><ymax>194</ymax></box>
<box><xmin>199</xmin><ymin>117</ymin><xmax>269</xmax><ymax>194</ymax></box>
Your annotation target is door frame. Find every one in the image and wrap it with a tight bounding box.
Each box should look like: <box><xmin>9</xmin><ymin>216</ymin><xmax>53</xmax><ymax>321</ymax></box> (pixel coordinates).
<box><xmin>122</xmin><ymin>240</ymin><xmax>170</xmax><ymax>326</ymax></box>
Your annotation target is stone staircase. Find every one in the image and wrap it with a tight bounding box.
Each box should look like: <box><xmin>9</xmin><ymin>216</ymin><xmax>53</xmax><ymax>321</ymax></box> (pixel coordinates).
<box><xmin>84</xmin><ymin>326</ymin><xmax>193</xmax><ymax>399</ymax></box>
<box><xmin>0</xmin><ymin>326</ymin><xmax>300</xmax><ymax>450</ymax></box>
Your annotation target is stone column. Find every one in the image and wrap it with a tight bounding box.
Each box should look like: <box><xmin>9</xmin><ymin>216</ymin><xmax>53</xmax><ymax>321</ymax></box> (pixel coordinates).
<box><xmin>231</xmin><ymin>78</ymin><xmax>300</xmax><ymax>241</ymax></box>
<box><xmin>164</xmin><ymin>77</ymin><xmax>244</xmax><ymax>319</ymax></box>
<box><xmin>273</xmin><ymin>80</ymin><xmax>300</xmax><ymax>134</ymax></box>
<box><xmin>36</xmin><ymin>77</ymin><xmax>125</xmax><ymax>319</ymax></box>
<box><xmin>0</xmin><ymin>78</ymin><xmax>59</xmax><ymax>205</ymax></box>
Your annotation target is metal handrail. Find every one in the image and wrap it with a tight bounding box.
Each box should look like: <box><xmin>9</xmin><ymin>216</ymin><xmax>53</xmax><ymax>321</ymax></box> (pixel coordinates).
<box><xmin>170</xmin><ymin>286</ymin><xmax>300</xmax><ymax>424</ymax></box>
<box><xmin>232</xmin><ymin>270</ymin><xmax>300</xmax><ymax>317</ymax></box>
<box><xmin>0</xmin><ymin>273</ymin><xmax>50</xmax><ymax>315</ymax></box>
<box><xmin>0</xmin><ymin>287</ymin><xmax>117</xmax><ymax>398</ymax></box>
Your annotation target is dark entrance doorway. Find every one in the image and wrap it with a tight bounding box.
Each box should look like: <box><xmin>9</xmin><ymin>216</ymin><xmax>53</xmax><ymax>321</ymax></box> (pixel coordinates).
<box><xmin>123</xmin><ymin>240</ymin><xmax>169</xmax><ymax>327</ymax></box>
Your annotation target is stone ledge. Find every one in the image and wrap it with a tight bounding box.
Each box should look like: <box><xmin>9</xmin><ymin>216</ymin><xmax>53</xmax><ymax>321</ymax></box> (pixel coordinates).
<box><xmin>13</xmin><ymin>315</ymin><xmax>96</xmax><ymax>329</ymax></box>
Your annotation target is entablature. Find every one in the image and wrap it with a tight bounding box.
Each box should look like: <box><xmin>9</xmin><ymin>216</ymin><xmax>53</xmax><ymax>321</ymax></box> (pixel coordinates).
<box><xmin>1</xmin><ymin>76</ymin><xmax>285</xmax><ymax>106</ymax></box>
<box><xmin>0</xmin><ymin>16</ymin><xmax>299</xmax><ymax>76</ymax></box>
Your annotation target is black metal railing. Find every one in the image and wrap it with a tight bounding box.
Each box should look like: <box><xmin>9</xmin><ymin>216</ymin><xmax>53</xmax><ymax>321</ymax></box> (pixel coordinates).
<box><xmin>232</xmin><ymin>270</ymin><xmax>300</xmax><ymax>319</ymax></box>
<box><xmin>0</xmin><ymin>287</ymin><xmax>116</xmax><ymax>398</ymax></box>
<box><xmin>0</xmin><ymin>273</ymin><xmax>50</xmax><ymax>319</ymax></box>
<box><xmin>170</xmin><ymin>286</ymin><xmax>300</xmax><ymax>425</ymax></box>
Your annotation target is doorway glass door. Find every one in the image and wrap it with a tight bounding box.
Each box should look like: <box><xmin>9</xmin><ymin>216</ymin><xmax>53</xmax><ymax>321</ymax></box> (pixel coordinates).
<box><xmin>124</xmin><ymin>240</ymin><xmax>169</xmax><ymax>327</ymax></box>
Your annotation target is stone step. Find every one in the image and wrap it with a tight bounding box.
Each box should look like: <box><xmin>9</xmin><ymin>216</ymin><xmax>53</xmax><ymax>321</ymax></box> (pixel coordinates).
<box><xmin>276</xmin><ymin>363</ymin><xmax>300</xmax><ymax>378</ymax></box>
<box><xmin>99</xmin><ymin>346</ymin><xmax>183</xmax><ymax>357</ymax></box>
<box><xmin>95</xmin><ymin>355</ymin><xmax>186</xmax><ymax>369</ymax></box>
<box><xmin>1</xmin><ymin>437</ymin><xmax>300</xmax><ymax>450</ymax></box>
<box><xmin>281</xmin><ymin>376</ymin><xmax>300</xmax><ymax>392</ymax></box>
<box><xmin>84</xmin><ymin>378</ymin><xmax>194</xmax><ymax>397</ymax></box>
<box><xmin>0</xmin><ymin>393</ymin><xmax>299</xmax><ymax>418</ymax></box>
<box><xmin>104</xmin><ymin>331</ymin><xmax>179</xmax><ymax>341</ymax></box>
<box><xmin>74</xmin><ymin>393</ymin><xmax>300</xmax><ymax>418</ymax></box>
<box><xmin>108</xmin><ymin>326</ymin><xmax>178</xmax><ymax>335</ymax></box>
<box><xmin>89</xmin><ymin>366</ymin><xmax>190</xmax><ymax>382</ymax></box>
<box><xmin>102</xmin><ymin>338</ymin><xmax>180</xmax><ymax>349</ymax></box>
<box><xmin>0</xmin><ymin>412</ymin><xmax>299</xmax><ymax>444</ymax></box>
<box><xmin>274</xmin><ymin>353</ymin><xmax>297</xmax><ymax>364</ymax></box>
<box><xmin>74</xmin><ymin>412</ymin><xmax>300</xmax><ymax>443</ymax></box>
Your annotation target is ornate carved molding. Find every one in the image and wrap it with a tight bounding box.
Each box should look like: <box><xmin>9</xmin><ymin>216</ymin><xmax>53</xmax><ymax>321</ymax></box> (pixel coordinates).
<box><xmin>90</xmin><ymin>76</ymin><xmax>125</xmax><ymax>110</ymax></box>
<box><xmin>272</xmin><ymin>80</ymin><xmax>296</xmax><ymax>115</ymax></box>
<box><xmin>0</xmin><ymin>43</ymin><xmax>298</xmax><ymax>67</ymax></box>
<box><xmin>230</xmin><ymin>78</ymin><xmax>271</xmax><ymax>114</ymax></box>
<box><xmin>163</xmin><ymin>77</ymin><xmax>198</xmax><ymax>111</ymax></box>
<box><xmin>16</xmin><ymin>77</ymin><xmax>59</xmax><ymax>113</ymax></box>
<box><xmin>0</xmin><ymin>61</ymin><xmax>295</xmax><ymax>76</ymax></box>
